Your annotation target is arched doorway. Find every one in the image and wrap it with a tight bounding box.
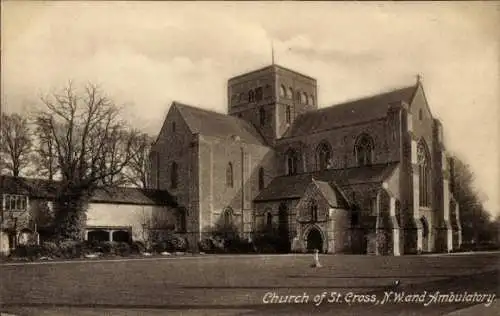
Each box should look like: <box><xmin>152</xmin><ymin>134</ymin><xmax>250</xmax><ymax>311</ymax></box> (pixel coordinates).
<box><xmin>306</xmin><ymin>227</ymin><xmax>323</xmax><ymax>252</ymax></box>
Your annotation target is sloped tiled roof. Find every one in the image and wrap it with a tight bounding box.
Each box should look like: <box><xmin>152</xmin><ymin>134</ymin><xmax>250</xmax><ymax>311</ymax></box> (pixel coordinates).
<box><xmin>173</xmin><ymin>102</ymin><xmax>267</xmax><ymax>145</ymax></box>
<box><xmin>285</xmin><ymin>85</ymin><xmax>417</xmax><ymax>138</ymax></box>
<box><xmin>0</xmin><ymin>175</ymin><xmax>177</xmax><ymax>206</ymax></box>
<box><xmin>312</xmin><ymin>179</ymin><xmax>349</xmax><ymax>208</ymax></box>
<box><xmin>254</xmin><ymin>162</ymin><xmax>399</xmax><ymax>202</ymax></box>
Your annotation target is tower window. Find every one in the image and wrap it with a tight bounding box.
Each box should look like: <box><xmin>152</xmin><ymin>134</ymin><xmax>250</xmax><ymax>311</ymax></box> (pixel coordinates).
<box><xmin>288</xmin><ymin>87</ymin><xmax>293</xmax><ymax>99</ymax></box>
<box><xmin>285</xmin><ymin>105</ymin><xmax>291</xmax><ymax>124</ymax></box>
<box><xmin>226</xmin><ymin>162</ymin><xmax>234</xmax><ymax>188</ymax></box>
<box><xmin>355</xmin><ymin>134</ymin><xmax>374</xmax><ymax>166</ymax></box>
<box><xmin>296</xmin><ymin>91</ymin><xmax>301</xmax><ymax>102</ymax></box>
<box><xmin>309</xmin><ymin>95</ymin><xmax>315</xmax><ymax>105</ymax></box>
<box><xmin>255</xmin><ymin>87</ymin><xmax>263</xmax><ymax>101</ymax></box>
<box><xmin>258</xmin><ymin>167</ymin><xmax>265</xmax><ymax>190</ymax></box>
<box><xmin>301</xmin><ymin>92</ymin><xmax>307</xmax><ymax>104</ymax></box>
<box><xmin>172</xmin><ymin>122</ymin><xmax>176</xmax><ymax>133</ymax></box>
<box><xmin>170</xmin><ymin>161</ymin><xmax>178</xmax><ymax>189</ymax></box>
<box><xmin>259</xmin><ymin>107</ymin><xmax>266</xmax><ymax>126</ymax></box>
<box><xmin>419</xmin><ymin>109</ymin><xmax>423</xmax><ymax>120</ymax></box>
<box><xmin>248</xmin><ymin>90</ymin><xmax>255</xmax><ymax>102</ymax></box>
<box><xmin>279</xmin><ymin>85</ymin><xmax>286</xmax><ymax>97</ymax></box>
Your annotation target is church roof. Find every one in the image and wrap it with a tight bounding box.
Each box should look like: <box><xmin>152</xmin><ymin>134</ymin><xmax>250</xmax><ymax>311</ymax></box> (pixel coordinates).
<box><xmin>0</xmin><ymin>175</ymin><xmax>177</xmax><ymax>207</ymax></box>
<box><xmin>285</xmin><ymin>84</ymin><xmax>418</xmax><ymax>138</ymax></box>
<box><xmin>173</xmin><ymin>102</ymin><xmax>267</xmax><ymax>145</ymax></box>
<box><xmin>312</xmin><ymin>179</ymin><xmax>349</xmax><ymax>208</ymax></box>
<box><xmin>254</xmin><ymin>162</ymin><xmax>399</xmax><ymax>202</ymax></box>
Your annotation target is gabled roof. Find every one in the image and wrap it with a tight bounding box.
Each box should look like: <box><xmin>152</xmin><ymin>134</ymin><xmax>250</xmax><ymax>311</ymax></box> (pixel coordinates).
<box><xmin>312</xmin><ymin>179</ymin><xmax>349</xmax><ymax>208</ymax></box>
<box><xmin>173</xmin><ymin>102</ymin><xmax>267</xmax><ymax>145</ymax></box>
<box><xmin>0</xmin><ymin>175</ymin><xmax>177</xmax><ymax>207</ymax></box>
<box><xmin>285</xmin><ymin>84</ymin><xmax>418</xmax><ymax>138</ymax></box>
<box><xmin>254</xmin><ymin>162</ymin><xmax>399</xmax><ymax>202</ymax></box>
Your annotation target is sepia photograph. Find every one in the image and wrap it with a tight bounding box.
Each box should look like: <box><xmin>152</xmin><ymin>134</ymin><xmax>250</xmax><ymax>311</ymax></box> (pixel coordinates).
<box><xmin>1</xmin><ymin>1</ymin><xmax>499</xmax><ymax>315</ymax></box>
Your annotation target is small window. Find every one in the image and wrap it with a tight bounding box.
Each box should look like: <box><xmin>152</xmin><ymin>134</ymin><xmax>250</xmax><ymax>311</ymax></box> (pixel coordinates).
<box><xmin>296</xmin><ymin>91</ymin><xmax>301</xmax><ymax>102</ymax></box>
<box><xmin>285</xmin><ymin>105</ymin><xmax>291</xmax><ymax>124</ymax></box>
<box><xmin>172</xmin><ymin>122</ymin><xmax>176</xmax><ymax>133</ymax></box>
<box><xmin>419</xmin><ymin>109</ymin><xmax>423</xmax><ymax>120</ymax></box>
<box><xmin>226</xmin><ymin>163</ymin><xmax>234</xmax><ymax>188</ymax></box>
<box><xmin>259</xmin><ymin>107</ymin><xmax>266</xmax><ymax>126</ymax></box>
<box><xmin>223</xmin><ymin>208</ymin><xmax>233</xmax><ymax>228</ymax></box>
<box><xmin>170</xmin><ymin>162</ymin><xmax>178</xmax><ymax>189</ymax></box>
<box><xmin>286</xmin><ymin>149</ymin><xmax>298</xmax><ymax>175</ymax></box>
<box><xmin>258</xmin><ymin>167</ymin><xmax>265</xmax><ymax>190</ymax></box>
<box><xmin>255</xmin><ymin>87</ymin><xmax>263</xmax><ymax>101</ymax></box>
<box><xmin>266</xmin><ymin>211</ymin><xmax>273</xmax><ymax>230</ymax></box>
<box><xmin>288</xmin><ymin>87</ymin><xmax>293</xmax><ymax>99</ymax></box>
<box><xmin>310</xmin><ymin>95</ymin><xmax>315</xmax><ymax>105</ymax></box>
<box><xmin>248</xmin><ymin>90</ymin><xmax>255</xmax><ymax>102</ymax></box>
<box><xmin>310</xmin><ymin>200</ymin><xmax>318</xmax><ymax>222</ymax></box>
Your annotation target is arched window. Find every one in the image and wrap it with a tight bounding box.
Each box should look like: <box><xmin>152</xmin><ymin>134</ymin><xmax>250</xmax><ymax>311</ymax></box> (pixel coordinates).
<box><xmin>316</xmin><ymin>141</ymin><xmax>332</xmax><ymax>171</ymax></box>
<box><xmin>170</xmin><ymin>162</ymin><xmax>178</xmax><ymax>189</ymax></box>
<box><xmin>286</xmin><ymin>149</ymin><xmax>298</xmax><ymax>176</ymax></box>
<box><xmin>288</xmin><ymin>87</ymin><xmax>293</xmax><ymax>99</ymax></box>
<box><xmin>248</xmin><ymin>90</ymin><xmax>255</xmax><ymax>102</ymax></box>
<box><xmin>310</xmin><ymin>200</ymin><xmax>318</xmax><ymax>222</ymax></box>
<box><xmin>226</xmin><ymin>162</ymin><xmax>234</xmax><ymax>188</ymax></box>
<box><xmin>258</xmin><ymin>167</ymin><xmax>265</xmax><ymax>190</ymax></box>
<box><xmin>259</xmin><ymin>107</ymin><xmax>266</xmax><ymax>126</ymax></box>
<box><xmin>418</xmin><ymin>140</ymin><xmax>431</xmax><ymax>207</ymax></box>
<box><xmin>420</xmin><ymin>217</ymin><xmax>429</xmax><ymax>238</ymax></box>
<box><xmin>309</xmin><ymin>94</ymin><xmax>315</xmax><ymax>105</ymax></box>
<box><xmin>279</xmin><ymin>85</ymin><xmax>286</xmax><ymax>97</ymax></box>
<box><xmin>296</xmin><ymin>91</ymin><xmax>301</xmax><ymax>102</ymax></box>
<box><xmin>301</xmin><ymin>92</ymin><xmax>307</xmax><ymax>104</ymax></box>
<box><xmin>355</xmin><ymin>134</ymin><xmax>374</xmax><ymax>166</ymax></box>
<box><xmin>285</xmin><ymin>105</ymin><xmax>291</xmax><ymax>124</ymax></box>
<box><xmin>223</xmin><ymin>207</ymin><xmax>233</xmax><ymax>228</ymax></box>
<box><xmin>265</xmin><ymin>209</ymin><xmax>273</xmax><ymax>230</ymax></box>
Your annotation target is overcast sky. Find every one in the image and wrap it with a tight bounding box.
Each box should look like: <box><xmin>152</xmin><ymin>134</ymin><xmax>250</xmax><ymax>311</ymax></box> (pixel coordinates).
<box><xmin>2</xmin><ymin>1</ymin><xmax>499</xmax><ymax>216</ymax></box>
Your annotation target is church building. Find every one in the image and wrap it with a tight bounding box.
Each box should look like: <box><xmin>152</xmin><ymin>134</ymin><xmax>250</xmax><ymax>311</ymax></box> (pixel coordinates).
<box><xmin>149</xmin><ymin>64</ymin><xmax>462</xmax><ymax>255</ymax></box>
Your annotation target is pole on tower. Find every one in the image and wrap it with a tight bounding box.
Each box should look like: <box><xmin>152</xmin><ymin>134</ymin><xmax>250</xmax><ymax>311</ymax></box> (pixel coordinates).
<box><xmin>271</xmin><ymin>41</ymin><xmax>275</xmax><ymax>65</ymax></box>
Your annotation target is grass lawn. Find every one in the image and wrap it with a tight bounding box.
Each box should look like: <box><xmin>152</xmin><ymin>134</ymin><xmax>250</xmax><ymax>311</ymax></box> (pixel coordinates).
<box><xmin>0</xmin><ymin>253</ymin><xmax>499</xmax><ymax>315</ymax></box>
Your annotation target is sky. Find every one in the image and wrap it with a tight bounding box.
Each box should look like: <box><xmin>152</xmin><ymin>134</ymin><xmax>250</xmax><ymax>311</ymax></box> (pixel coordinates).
<box><xmin>1</xmin><ymin>1</ymin><xmax>499</xmax><ymax>216</ymax></box>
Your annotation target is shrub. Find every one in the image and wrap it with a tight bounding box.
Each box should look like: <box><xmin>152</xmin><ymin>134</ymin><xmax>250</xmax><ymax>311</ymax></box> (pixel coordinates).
<box><xmin>115</xmin><ymin>242</ymin><xmax>131</xmax><ymax>256</ymax></box>
<box><xmin>11</xmin><ymin>245</ymin><xmax>42</xmax><ymax>259</ymax></box>
<box><xmin>58</xmin><ymin>240</ymin><xmax>82</xmax><ymax>258</ymax></box>
<box><xmin>253</xmin><ymin>233</ymin><xmax>281</xmax><ymax>254</ymax></box>
<box><xmin>40</xmin><ymin>241</ymin><xmax>60</xmax><ymax>257</ymax></box>
<box><xmin>198</xmin><ymin>238</ymin><xmax>214</xmax><ymax>253</ymax></box>
<box><xmin>130</xmin><ymin>241</ymin><xmax>146</xmax><ymax>254</ymax></box>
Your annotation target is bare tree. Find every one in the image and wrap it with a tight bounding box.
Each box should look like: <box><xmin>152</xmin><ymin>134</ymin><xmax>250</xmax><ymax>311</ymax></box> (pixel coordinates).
<box><xmin>0</xmin><ymin>112</ymin><xmax>33</xmax><ymax>177</ymax></box>
<box><xmin>125</xmin><ymin>133</ymin><xmax>154</xmax><ymax>188</ymax></box>
<box><xmin>34</xmin><ymin>82</ymin><xmax>140</xmax><ymax>240</ymax></box>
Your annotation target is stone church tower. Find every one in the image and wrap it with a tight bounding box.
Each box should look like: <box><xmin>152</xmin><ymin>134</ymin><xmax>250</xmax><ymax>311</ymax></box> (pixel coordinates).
<box><xmin>227</xmin><ymin>65</ymin><xmax>318</xmax><ymax>145</ymax></box>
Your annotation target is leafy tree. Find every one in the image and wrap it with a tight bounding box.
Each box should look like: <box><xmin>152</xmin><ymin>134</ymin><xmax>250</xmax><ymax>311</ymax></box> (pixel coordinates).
<box><xmin>449</xmin><ymin>154</ymin><xmax>495</xmax><ymax>245</ymax></box>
